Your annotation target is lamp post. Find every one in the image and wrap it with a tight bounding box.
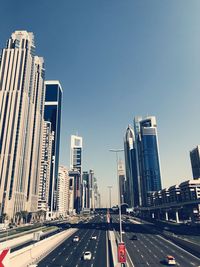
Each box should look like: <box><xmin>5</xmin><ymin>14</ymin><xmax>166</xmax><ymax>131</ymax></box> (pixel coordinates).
<box><xmin>107</xmin><ymin>186</ymin><xmax>112</xmax><ymax>209</ymax></box>
<box><xmin>109</xmin><ymin>149</ymin><xmax>124</xmax><ymax>243</ymax></box>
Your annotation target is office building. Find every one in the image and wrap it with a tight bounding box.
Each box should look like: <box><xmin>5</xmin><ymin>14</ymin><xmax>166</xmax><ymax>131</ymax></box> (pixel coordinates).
<box><xmin>190</xmin><ymin>145</ymin><xmax>200</xmax><ymax>179</ymax></box>
<box><xmin>134</xmin><ymin>116</ymin><xmax>162</xmax><ymax>206</ymax></box>
<box><xmin>0</xmin><ymin>31</ymin><xmax>45</xmax><ymax>218</ymax></box>
<box><xmin>38</xmin><ymin>121</ymin><xmax>52</xmax><ymax>211</ymax></box>
<box><xmin>69</xmin><ymin>170</ymin><xmax>81</xmax><ymax>213</ymax></box>
<box><xmin>82</xmin><ymin>171</ymin><xmax>89</xmax><ymax>209</ymax></box>
<box><xmin>118</xmin><ymin>160</ymin><xmax>126</xmax><ymax>204</ymax></box>
<box><xmin>124</xmin><ymin>125</ymin><xmax>140</xmax><ymax>208</ymax></box>
<box><xmin>57</xmin><ymin>166</ymin><xmax>69</xmax><ymax>217</ymax></box>
<box><xmin>70</xmin><ymin>135</ymin><xmax>83</xmax><ymax>175</ymax></box>
<box><xmin>44</xmin><ymin>81</ymin><xmax>62</xmax><ymax>212</ymax></box>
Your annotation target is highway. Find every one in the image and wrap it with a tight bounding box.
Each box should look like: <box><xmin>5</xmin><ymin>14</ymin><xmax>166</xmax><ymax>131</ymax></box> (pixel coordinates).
<box><xmin>112</xmin><ymin>214</ymin><xmax>200</xmax><ymax>267</ymax></box>
<box><xmin>38</xmin><ymin>214</ymin><xmax>108</xmax><ymax>267</ymax></box>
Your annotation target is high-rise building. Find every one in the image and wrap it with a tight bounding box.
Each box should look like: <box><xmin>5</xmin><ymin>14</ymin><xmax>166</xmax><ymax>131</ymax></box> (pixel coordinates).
<box><xmin>118</xmin><ymin>160</ymin><xmax>126</xmax><ymax>205</ymax></box>
<box><xmin>82</xmin><ymin>171</ymin><xmax>89</xmax><ymax>209</ymax></box>
<box><xmin>44</xmin><ymin>81</ymin><xmax>62</xmax><ymax>212</ymax></box>
<box><xmin>124</xmin><ymin>125</ymin><xmax>140</xmax><ymax>208</ymax></box>
<box><xmin>69</xmin><ymin>170</ymin><xmax>81</xmax><ymax>213</ymax></box>
<box><xmin>190</xmin><ymin>145</ymin><xmax>200</xmax><ymax>179</ymax></box>
<box><xmin>57</xmin><ymin>166</ymin><xmax>69</xmax><ymax>217</ymax></box>
<box><xmin>134</xmin><ymin>116</ymin><xmax>162</xmax><ymax>206</ymax></box>
<box><xmin>0</xmin><ymin>31</ymin><xmax>45</xmax><ymax>218</ymax></box>
<box><xmin>38</xmin><ymin>121</ymin><xmax>52</xmax><ymax>211</ymax></box>
<box><xmin>70</xmin><ymin>135</ymin><xmax>83</xmax><ymax>174</ymax></box>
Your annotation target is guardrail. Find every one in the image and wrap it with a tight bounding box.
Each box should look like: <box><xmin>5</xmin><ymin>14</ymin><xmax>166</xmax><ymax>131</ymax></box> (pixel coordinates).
<box><xmin>9</xmin><ymin>228</ymin><xmax>77</xmax><ymax>267</ymax></box>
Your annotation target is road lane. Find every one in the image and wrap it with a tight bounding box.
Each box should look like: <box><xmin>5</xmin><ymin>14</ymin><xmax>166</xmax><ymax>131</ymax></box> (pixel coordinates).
<box><xmin>38</xmin><ymin>214</ymin><xmax>107</xmax><ymax>267</ymax></box>
<box><xmin>111</xmin><ymin>214</ymin><xmax>200</xmax><ymax>267</ymax></box>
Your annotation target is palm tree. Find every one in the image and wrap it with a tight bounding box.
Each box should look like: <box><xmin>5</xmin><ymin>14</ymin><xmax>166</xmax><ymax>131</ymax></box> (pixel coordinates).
<box><xmin>20</xmin><ymin>211</ymin><xmax>29</xmax><ymax>224</ymax></box>
<box><xmin>15</xmin><ymin>212</ymin><xmax>22</xmax><ymax>225</ymax></box>
<box><xmin>0</xmin><ymin>213</ymin><xmax>8</xmax><ymax>223</ymax></box>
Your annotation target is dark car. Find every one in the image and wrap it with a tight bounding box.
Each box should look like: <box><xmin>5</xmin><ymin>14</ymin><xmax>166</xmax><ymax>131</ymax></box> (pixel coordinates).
<box><xmin>131</xmin><ymin>235</ymin><xmax>138</xmax><ymax>240</ymax></box>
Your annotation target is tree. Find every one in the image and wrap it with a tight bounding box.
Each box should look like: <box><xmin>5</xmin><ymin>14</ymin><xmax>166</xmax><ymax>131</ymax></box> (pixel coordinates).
<box><xmin>0</xmin><ymin>213</ymin><xmax>8</xmax><ymax>223</ymax></box>
<box><xmin>20</xmin><ymin>211</ymin><xmax>29</xmax><ymax>224</ymax></box>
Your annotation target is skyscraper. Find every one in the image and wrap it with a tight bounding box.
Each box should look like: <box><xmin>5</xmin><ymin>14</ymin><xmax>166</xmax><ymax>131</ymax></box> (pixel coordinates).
<box><xmin>190</xmin><ymin>145</ymin><xmax>200</xmax><ymax>179</ymax></box>
<box><xmin>70</xmin><ymin>135</ymin><xmax>83</xmax><ymax>174</ymax></box>
<box><xmin>0</xmin><ymin>31</ymin><xmax>45</xmax><ymax>218</ymax></box>
<box><xmin>58</xmin><ymin>166</ymin><xmax>69</xmax><ymax>217</ymax></box>
<box><xmin>124</xmin><ymin>125</ymin><xmax>140</xmax><ymax>208</ymax></box>
<box><xmin>38</xmin><ymin>121</ymin><xmax>52</xmax><ymax>211</ymax></box>
<box><xmin>134</xmin><ymin>116</ymin><xmax>162</xmax><ymax>206</ymax></box>
<box><xmin>44</xmin><ymin>81</ymin><xmax>62</xmax><ymax>212</ymax></box>
<box><xmin>118</xmin><ymin>160</ymin><xmax>126</xmax><ymax>205</ymax></box>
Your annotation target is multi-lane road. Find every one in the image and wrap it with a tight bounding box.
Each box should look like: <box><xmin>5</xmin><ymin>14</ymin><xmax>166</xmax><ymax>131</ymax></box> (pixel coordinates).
<box><xmin>34</xmin><ymin>212</ymin><xmax>200</xmax><ymax>267</ymax></box>
<box><xmin>112</xmin><ymin>215</ymin><xmax>200</xmax><ymax>267</ymax></box>
<box><xmin>38</xmin><ymin>215</ymin><xmax>108</xmax><ymax>267</ymax></box>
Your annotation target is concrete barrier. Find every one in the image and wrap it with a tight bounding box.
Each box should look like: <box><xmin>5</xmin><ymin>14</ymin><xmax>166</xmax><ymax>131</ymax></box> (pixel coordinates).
<box><xmin>10</xmin><ymin>228</ymin><xmax>77</xmax><ymax>267</ymax></box>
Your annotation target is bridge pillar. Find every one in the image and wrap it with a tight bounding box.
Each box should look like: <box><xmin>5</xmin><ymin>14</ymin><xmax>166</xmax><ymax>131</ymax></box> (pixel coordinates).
<box><xmin>165</xmin><ymin>211</ymin><xmax>169</xmax><ymax>221</ymax></box>
<box><xmin>175</xmin><ymin>210</ymin><xmax>179</xmax><ymax>223</ymax></box>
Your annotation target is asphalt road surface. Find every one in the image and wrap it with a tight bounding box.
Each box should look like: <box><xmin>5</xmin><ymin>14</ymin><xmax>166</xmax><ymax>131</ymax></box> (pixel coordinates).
<box><xmin>112</xmin><ymin>215</ymin><xmax>200</xmax><ymax>267</ymax></box>
<box><xmin>38</xmin><ymin>215</ymin><xmax>108</xmax><ymax>267</ymax></box>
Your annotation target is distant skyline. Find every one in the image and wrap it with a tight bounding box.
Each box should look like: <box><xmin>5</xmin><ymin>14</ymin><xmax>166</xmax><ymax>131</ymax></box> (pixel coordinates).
<box><xmin>1</xmin><ymin>0</ymin><xmax>200</xmax><ymax>206</ymax></box>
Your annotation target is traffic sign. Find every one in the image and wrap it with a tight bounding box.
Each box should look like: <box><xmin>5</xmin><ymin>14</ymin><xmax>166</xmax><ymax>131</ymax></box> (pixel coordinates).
<box><xmin>0</xmin><ymin>249</ymin><xmax>10</xmax><ymax>267</ymax></box>
<box><xmin>118</xmin><ymin>242</ymin><xmax>126</xmax><ymax>263</ymax></box>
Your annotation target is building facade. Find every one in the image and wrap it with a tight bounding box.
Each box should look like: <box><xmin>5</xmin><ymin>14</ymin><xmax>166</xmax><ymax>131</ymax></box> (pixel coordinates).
<box><xmin>190</xmin><ymin>145</ymin><xmax>200</xmax><ymax>179</ymax></box>
<box><xmin>38</xmin><ymin>121</ymin><xmax>52</xmax><ymax>211</ymax></box>
<box><xmin>134</xmin><ymin>116</ymin><xmax>162</xmax><ymax>207</ymax></box>
<box><xmin>118</xmin><ymin>160</ymin><xmax>126</xmax><ymax>205</ymax></box>
<box><xmin>70</xmin><ymin>135</ymin><xmax>83</xmax><ymax>175</ymax></box>
<box><xmin>44</xmin><ymin>81</ymin><xmax>62</xmax><ymax>212</ymax></box>
<box><xmin>57</xmin><ymin>166</ymin><xmax>69</xmax><ymax>217</ymax></box>
<box><xmin>0</xmin><ymin>31</ymin><xmax>45</xmax><ymax>218</ymax></box>
<box><xmin>124</xmin><ymin>125</ymin><xmax>140</xmax><ymax>208</ymax></box>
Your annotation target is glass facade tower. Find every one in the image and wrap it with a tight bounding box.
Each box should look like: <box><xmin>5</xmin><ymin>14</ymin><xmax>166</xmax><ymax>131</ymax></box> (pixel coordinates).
<box><xmin>44</xmin><ymin>81</ymin><xmax>62</xmax><ymax>212</ymax></box>
<box><xmin>134</xmin><ymin>116</ymin><xmax>162</xmax><ymax>206</ymax></box>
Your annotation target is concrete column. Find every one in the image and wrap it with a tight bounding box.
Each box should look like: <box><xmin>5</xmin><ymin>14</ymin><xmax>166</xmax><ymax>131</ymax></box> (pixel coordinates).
<box><xmin>175</xmin><ymin>210</ymin><xmax>179</xmax><ymax>223</ymax></box>
<box><xmin>165</xmin><ymin>211</ymin><xmax>169</xmax><ymax>221</ymax></box>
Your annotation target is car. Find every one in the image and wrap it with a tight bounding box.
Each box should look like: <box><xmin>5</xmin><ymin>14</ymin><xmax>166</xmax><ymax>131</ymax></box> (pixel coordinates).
<box><xmin>91</xmin><ymin>235</ymin><xmax>97</xmax><ymax>240</ymax></box>
<box><xmin>164</xmin><ymin>255</ymin><xmax>176</xmax><ymax>265</ymax></box>
<box><xmin>122</xmin><ymin>230</ymin><xmax>125</xmax><ymax>234</ymax></box>
<box><xmin>131</xmin><ymin>235</ymin><xmax>137</xmax><ymax>240</ymax></box>
<box><xmin>83</xmin><ymin>251</ymin><xmax>92</xmax><ymax>260</ymax></box>
<box><xmin>73</xmin><ymin>236</ymin><xmax>80</xmax><ymax>242</ymax></box>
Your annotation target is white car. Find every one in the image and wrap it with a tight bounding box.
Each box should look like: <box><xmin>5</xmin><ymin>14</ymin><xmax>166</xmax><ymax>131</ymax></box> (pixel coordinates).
<box><xmin>91</xmin><ymin>235</ymin><xmax>97</xmax><ymax>240</ymax></box>
<box><xmin>164</xmin><ymin>255</ymin><xmax>176</xmax><ymax>265</ymax></box>
<box><xmin>83</xmin><ymin>251</ymin><xmax>92</xmax><ymax>260</ymax></box>
<box><xmin>73</xmin><ymin>236</ymin><xmax>80</xmax><ymax>242</ymax></box>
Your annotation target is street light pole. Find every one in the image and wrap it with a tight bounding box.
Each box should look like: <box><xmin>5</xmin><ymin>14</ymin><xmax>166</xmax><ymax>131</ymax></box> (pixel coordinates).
<box><xmin>107</xmin><ymin>186</ymin><xmax>112</xmax><ymax>209</ymax></box>
<box><xmin>109</xmin><ymin>149</ymin><xmax>124</xmax><ymax>243</ymax></box>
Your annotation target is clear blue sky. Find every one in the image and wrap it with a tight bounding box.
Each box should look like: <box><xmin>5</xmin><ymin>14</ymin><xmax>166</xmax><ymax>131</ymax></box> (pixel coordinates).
<box><xmin>1</xmin><ymin>0</ymin><xmax>200</xmax><ymax>206</ymax></box>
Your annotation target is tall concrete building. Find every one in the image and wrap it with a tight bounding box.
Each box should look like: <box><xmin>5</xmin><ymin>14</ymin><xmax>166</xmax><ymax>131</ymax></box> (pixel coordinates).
<box><xmin>44</xmin><ymin>81</ymin><xmax>62</xmax><ymax>212</ymax></box>
<box><xmin>57</xmin><ymin>166</ymin><xmax>69</xmax><ymax>217</ymax></box>
<box><xmin>190</xmin><ymin>145</ymin><xmax>200</xmax><ymax>179</ymax></box>
<box><xmin>0</xmin><ymin>31</ymin><xmax>45</xmax><ymax>218</ymax></box>
<box><xmin>38</xmin><ymin>121</ymin><xmax>52</xmax><ymax>211</ymax></box>
<box><xmin>134</xmin><ymin>116</ymin><xmax>162</xmax><ymax>206</ymax></box>
<box><xmin>70</xmin><ymin>135</ymin><xmax>83</xmax><ymax>175</ymax></box>
<box><xmin>82</xmin><ymin>171</ymin><xmax>89</xmax><ymax>209</ymax></box>
<box><xmin>118</xmin><ymin>160</ymin><xmax>126</xmax><ymax>205</ymax></box>
<box><xmin>124</xmin><ymin>125</ymin><xmax>140</xmax><ymax>208</ymax></box>
<box><xmin>69</xmin><ymin>170</ymin><xmax>81</xmax><ymax>213</ymax></box>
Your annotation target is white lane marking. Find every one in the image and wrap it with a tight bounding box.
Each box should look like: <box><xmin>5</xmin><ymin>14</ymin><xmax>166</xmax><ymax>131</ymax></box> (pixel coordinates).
<box><xmin>157</xmin><ymin>234</ymin><xmax>200</xmax><ymax>261</ymax></box>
